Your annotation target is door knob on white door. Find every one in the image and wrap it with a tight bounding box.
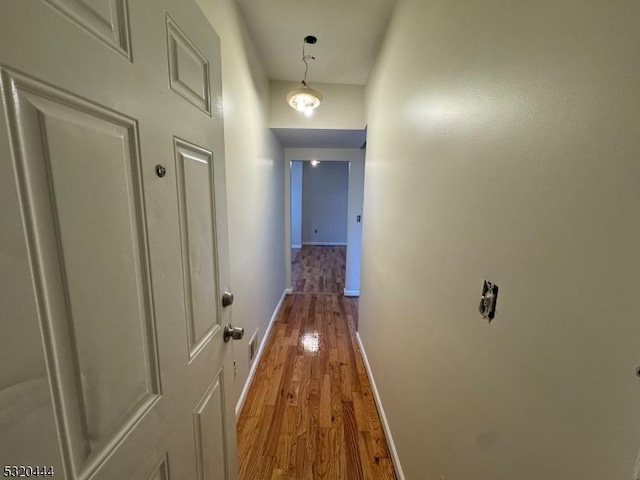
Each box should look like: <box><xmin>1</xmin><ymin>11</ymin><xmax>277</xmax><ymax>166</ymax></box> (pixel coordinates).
<box><xmin>224</xmin><ymin>324</ymin><xmax>244</xmax><ymax>342</ymax></box>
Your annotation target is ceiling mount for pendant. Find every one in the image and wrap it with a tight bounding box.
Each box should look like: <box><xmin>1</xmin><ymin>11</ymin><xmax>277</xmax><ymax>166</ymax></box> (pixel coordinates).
<box><xmin>286</xmin><ymin>35</ymin><xmax>322</xmax><ymax>116</ymax></box>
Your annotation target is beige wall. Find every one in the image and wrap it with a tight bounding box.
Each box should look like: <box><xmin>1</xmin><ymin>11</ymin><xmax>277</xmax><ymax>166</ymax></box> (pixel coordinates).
<box><xmin>360</xmin><ymin>0</ymin><xmax>640</xmax><ymax>479</ymax></box>
<box><xmin>195</xmin><ymin>0</ymin><xmax>286</xmax><ymax>411</ymax></box>
<box><xmin>270</xmin><ymin>80</ymin><xmax>365</xmax><ymax>129</ymax></box>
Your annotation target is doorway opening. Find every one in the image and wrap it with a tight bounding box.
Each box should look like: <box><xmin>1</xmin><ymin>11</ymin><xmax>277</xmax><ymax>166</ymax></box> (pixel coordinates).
<box><xmin>291</xmin><ymin>160</ymin><xmax>349</xmax><ymax>293</ymax></box>
<box><xmin>286</xmin><ymin>154</ymin><xmax>365</xmax><ymax>298</ymax></box>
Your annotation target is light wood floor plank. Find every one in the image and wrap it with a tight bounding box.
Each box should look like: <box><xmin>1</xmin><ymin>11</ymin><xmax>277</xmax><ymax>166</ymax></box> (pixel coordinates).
<box><xmin>237</xmin><ymin>246</ymin><xmax>397</xmax><ymax>479</ymax></box>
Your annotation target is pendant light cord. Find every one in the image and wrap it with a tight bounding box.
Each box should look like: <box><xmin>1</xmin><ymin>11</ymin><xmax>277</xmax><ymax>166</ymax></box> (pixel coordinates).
<box><xmin>301</xmin><ymin>39</ymin><xmax>315</xmax><ymax>87</ymax></box>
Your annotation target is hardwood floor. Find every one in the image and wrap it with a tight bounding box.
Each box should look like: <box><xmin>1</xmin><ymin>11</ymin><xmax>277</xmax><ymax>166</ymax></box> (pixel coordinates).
<box><xmin>292</xmin><ymin>246</ymin><xmax>346</xmax><ymax>294</ymax></box>
<box><xmin>237</xmin><ymin>247</ymin><xmax>396</xmax><ymax>479</ymax></box>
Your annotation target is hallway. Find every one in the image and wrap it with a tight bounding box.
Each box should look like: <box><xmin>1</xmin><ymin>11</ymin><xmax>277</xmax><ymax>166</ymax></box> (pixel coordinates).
<box><xmin>237</xmin><ymin>246</ymin><xmax>396</xmax><ymax>479</ymax></box>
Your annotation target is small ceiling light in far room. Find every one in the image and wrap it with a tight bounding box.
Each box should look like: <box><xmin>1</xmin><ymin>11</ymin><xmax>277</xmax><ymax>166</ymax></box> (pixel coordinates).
<box><xmin>310</xmin><ymin>160</ymin><xmax>320</xmax><ymax>167</ymax></box>
<box><xmin>286</xmin><ymin>35</ymin><xmax>323</xmax><ymax>116</ymax></box>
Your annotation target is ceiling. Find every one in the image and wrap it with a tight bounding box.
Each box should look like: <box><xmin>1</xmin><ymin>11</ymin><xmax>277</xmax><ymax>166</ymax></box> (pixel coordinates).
<box><xmin>272</xmin><ymin>128</ymin><xmax>366</xmax><ymax>148</ymax></box>
<box><xmin>235</xmin><ymin>0</ymin><xmax>397</xmax><ymax>85</ymax></box>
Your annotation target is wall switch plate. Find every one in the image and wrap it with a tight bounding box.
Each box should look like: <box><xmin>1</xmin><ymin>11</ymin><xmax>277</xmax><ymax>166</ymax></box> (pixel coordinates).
<box><xmin>479</xmin><ymin>280</ymin><xmax>499</xmax><ymax>321</ymax></box>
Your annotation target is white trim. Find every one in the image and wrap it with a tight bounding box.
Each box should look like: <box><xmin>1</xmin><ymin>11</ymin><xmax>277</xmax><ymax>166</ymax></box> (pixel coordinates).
<box><xmin>632</xmin><ymin>444</ymin><xmax>640</xmax><ymax>480</ymax></box>
<box><xmin>235</xmin><ymin>289</ymin><xmax>287</xmax><ymax>419</ymax></box>
<box><xmin>356</xmin><ymin>332</ymin><xmax>405</xmax><ymax>480</ymax></box>
<box><xmin>285</xmin><ymin>288</ymin><xmax>293</xmax><ymax>295</ymax></box>
<box><xmin>291</xmin><ymin>244</ymin><xmax>302</xmax><ymax>249</ymax></box>
<box><xmin>343</xmin><ymin>289</ymin><xmax>360</xmax><ymax>297</ymax></box>
<box><xmin>302</xmin><ymin>241</ymin><xmax>347</xmax><ymax>246</ymax></box>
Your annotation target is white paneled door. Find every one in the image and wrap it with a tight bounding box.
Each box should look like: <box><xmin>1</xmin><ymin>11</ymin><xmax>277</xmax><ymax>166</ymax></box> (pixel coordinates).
<box><xmin>0</xmin><ymin>1</ymin><xmax>238</xmax><ymax>479</ymax></box>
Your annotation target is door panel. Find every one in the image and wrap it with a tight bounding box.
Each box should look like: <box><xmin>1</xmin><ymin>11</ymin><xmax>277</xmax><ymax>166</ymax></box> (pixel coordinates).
<box><xmin>0</xmin><ymin>71</ymin><xmax>64</xmax><ymax>473</ymax></box>
<box><xmin>166</xmin><ymin>14</ymin><xmax>211</xmax><ymax>115</ymax></box>
<box><xmin>174</xmin><ymin>138</ymin><xmax>220</xmax><ymax>359</ymax></box>
<box><xmin>42</xmin><ymin>0</ymin><xmax>132</xmax><ymax>59</ymax></box>
<box><xmin>2</xmin><ymin>69</ymin><xmax>161</xmax><ymax>476</ymax></box>
<box><xmin>0</xmin><ymin>1</ymin><xmax>237</xmax><ymax>479</ymax></box>
<box><xmin>193</xmin><ymin>371</ymin><xmax>228</xmax><ymax>480</ymax></box>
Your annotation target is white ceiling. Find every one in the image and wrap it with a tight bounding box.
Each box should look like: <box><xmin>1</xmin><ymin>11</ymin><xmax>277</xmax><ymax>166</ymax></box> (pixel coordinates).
<box><xmin>272</xmin><ymin>128</ymin><xmax>366</xmax><ymax>148</ymax></box>
<box><xmin>235</xmin><ymin>0</ymin><xmax>397</xmax><ymax>85</ymax></box>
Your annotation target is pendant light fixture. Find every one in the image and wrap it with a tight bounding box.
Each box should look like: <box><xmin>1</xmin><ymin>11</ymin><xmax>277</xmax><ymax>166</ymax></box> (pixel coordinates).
<box><xmin>286</xmin><ymin>35</ymin><xmax>323</xmax><ymax>116</ymax></box>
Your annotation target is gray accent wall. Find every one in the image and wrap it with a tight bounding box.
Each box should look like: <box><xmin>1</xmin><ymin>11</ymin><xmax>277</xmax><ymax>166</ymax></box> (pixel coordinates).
<box><xmin>302</xmin><ymin>161</ymin><xmax>349</xmax><ymax>244</ymax></box>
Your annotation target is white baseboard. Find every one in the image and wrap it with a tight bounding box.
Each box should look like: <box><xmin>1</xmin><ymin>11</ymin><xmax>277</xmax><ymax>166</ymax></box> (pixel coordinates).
<box><xmin>235</xmin><ymin>289</ymin><xmax>287</xmax><ymax>419</ymax></box>
<box><xmin>632</xmin><ymin>444</ymin><xmax>640</xmax><ymax>480</ymax></box>
<box><xmin>285</xmin><ymin>287</ymin><xmax>293</xmax><ymax>295</ymax></box>
<box><xmin>343</xmin><ymin>289</ymin><xmax>360</xmax><ymax>297</ymax></box>
<box><xmin>356</xmin><ymin>333</ymin><xmax>405</xmax><ymax>480</ymax></box>
<box><xmin>291</xmin><ymin>244</ymin><xmax>302</xmax><ymax>249</ymax></box>
<box><xmin>302</xmin><ymin>241</ymin><xmax>347</xmax><ymax>246</ymax></box>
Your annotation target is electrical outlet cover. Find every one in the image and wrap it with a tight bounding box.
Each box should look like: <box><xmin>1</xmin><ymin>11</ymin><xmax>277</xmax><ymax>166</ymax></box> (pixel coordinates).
<box><xmin>248</xmin><ymin>331</ymin><xmax>258</xmax><ymax>363</ymax></box>
<box><xmin>479</xmin><ymin>280</ymin><xmax>499</xmax><ymax>321</ymax></box>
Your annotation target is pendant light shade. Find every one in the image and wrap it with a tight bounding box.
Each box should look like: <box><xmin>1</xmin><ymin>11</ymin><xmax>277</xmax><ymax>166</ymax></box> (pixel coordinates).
<box><xmin>287</xmin><ymin>35</ymin><xmax>322</xmax><ymax>115</ymax></box>
<box><xmin>286</xmin><ymin>85</ymin><xmax>323</xmax><ymax>114</ymax></box>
